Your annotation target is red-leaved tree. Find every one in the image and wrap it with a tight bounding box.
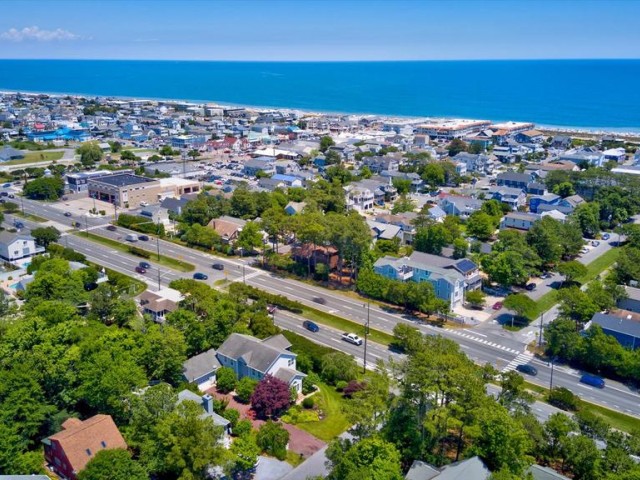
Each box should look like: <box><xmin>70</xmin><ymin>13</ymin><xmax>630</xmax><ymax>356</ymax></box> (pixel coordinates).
<box><xmin>251</xmin><ymin>374</ymin><xmax>291</xmax><ymax>419</ymax></box>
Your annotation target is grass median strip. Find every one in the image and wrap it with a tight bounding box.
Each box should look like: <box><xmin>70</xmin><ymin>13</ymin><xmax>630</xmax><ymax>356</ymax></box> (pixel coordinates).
<box><xmin>74</xmin><ymin>231</ymin><xmax>195</xmax><ymax>272</ymax></box>
<box><xmin>13</xmin><ymin>211</ymin><xmax>48</xmax><ymax>223</ymax></box>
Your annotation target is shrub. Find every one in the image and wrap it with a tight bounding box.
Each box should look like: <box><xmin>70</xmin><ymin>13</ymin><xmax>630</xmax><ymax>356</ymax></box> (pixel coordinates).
<box><xmin>336</xmin><ymin>381</ymin><xmax>348</xmax><ymax>392</ymax></box>
<box><xmin>320</xmin><ymin>352</ymin><xmax>358</xmax><ymax>385</ymax></box>
<box><xmin>256</xmin><ymin>420</ymin><xmax>290</xmax><ymax>460</ymax></box>
<box><xmin>281</xmin><ymin>406</ymin><xmax>319</xmax><ymax>424</ymax></box>
<box><xmin>128</xmin><ymin>246</ymin><xmax>151</xmax><ymax>259</ymax></box>
<box><xmin>302</xmin><ymin>397</ymin><xmax>315</xmax><ymax>409</ymax></box>
<box><xmin>235</xmin><ymin>377</ymin><xmax>259</xmax><ymax>404</ymax></box>
<box><xmin>216</xmin><ymin>367</ymin><xmax>237</xmax><ymax>394</ymax></box>
<box><xmin>302</xmin><ymin>373</ymin><xmax>319</xmax><ymax>395</ymax></box>
<box><xmin>548</xmin><ymin>387</ymin><xmax>581</xmax><ymax>411</ymax></box>
<box><xmin>232</xmin><ymin>419</ymin><xmax>253</xmax><ymax>437</ymax></box>
<box><xmin>221</xmin><ymin>408</ymin><xmax>240</xmax><ymax>427</ymax></box>
<box><xmin>282</xmin><ymin>331</ymin><xmax>336</xmax><ymax>374</ymax></box>
<box><xmin>251</xmin><ymin>375</ymin><xmax>292</xmax><ymax>419</ymax></box>
<box><xmin>213</xmin><ymin>397</ymin><xmax>229</xmax><ymax>414</ymax></box>
<box><xmin>229</xmin><ymin>283</ymin><xmax>303</xmax><ymax>313</ymax></box>
<box><xmin>343</xmin><ymin>380</ymin><xmax>365</xmax><ymax>398</ymax></box>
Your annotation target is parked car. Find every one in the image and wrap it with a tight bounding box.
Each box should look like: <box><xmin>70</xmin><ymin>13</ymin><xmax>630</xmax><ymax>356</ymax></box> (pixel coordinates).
<box><xmin>106</xmin><ymin>225</ymin><xmax>117</xmax><ymax>231</ymax></box>
<box><xmin>525</xmin><ymin>283</ymin><xmax>537</xmax><ymax>291</ymax></box>
<box><xmin>64</xmin><ymin>212</ymin><xmax>72</xmax><ymax>217</ymax></box>
<box><xmin>312</xmin><ymin>297</ymin><xmax>326</xmax><ymax>305</ymax></box>
<box><xmin>139</xmin><ymin>261</ymin><xmax>151</xmax><ymax>269</ymax></box>
<box><xmin>0</xmin><ymin>192</ymin><xmax>8</xmax><ymax>197</ymax></box>
<box><xmin>303</xmin><ymin>320</ymin><xmax>319</xmax><ymax>332</ymax></box>
<box><xmin>193</xmin><ymin>272</ymin><xmax>209</xmax><ymax>280</ymax></box>
<box><xmin>580</xmin><ymin>374</ymin><xmax>605</xmax><ymax>389</ymax></box>
<box><xmin>580</xmin><ymin>247</ymin><xmax>589</xmax><ymax>254</ymax></box>
<box><xmin>267</xmin><ymin>305</ymin><xmax>277</xmax><ymax>314</ymax></box>
<box><xmin>7</xmin><ymin>194</ymin><xmax>14</xmax><ymax>198</ymax></box>
<box><xmin>14</xmin><ymin>221</ymin><xmax>24</xmax><ymax>229</ymax></box>
<box><xmin>139</xmin><ymin>234</ymin><xmax>149</xmax><ymax>241</ymax></box>
<box><xmin>492</xmin><ymin>302</ymin><xmax>503</xmax><ymax>310</ymax></box>
<box><xmin>540</xmin><ymin>272</ymin><xmax>552</xmax><ymax>279</ymax></box>
<box><xmin>212</xmin><ymin>263</ymin><xmax>225</xmax><ymax>271</ymax></box>
<box><xmin>516</xmin><ymin>364</ymin><xmax>538</xmax><ymax>376</ymax></box>
<box><xmin>135</xmin><ymin>266</ymin><xmax>147</xmax><ymax>274</ymax></box>
<box><xmin>591</xmin><ymin>240</ymin><xmax>600</xmax><ymax>247</ymax></box>
<box><xmin>140</xmin><ymin>201</ymin><xmax>149</xmax><ymax>207</ymax></box>
<box><xmin>341</xmin><ymin>332</ymin><xmax>363</xmax><ymax>346</ymax></box>
<box><xmin>602</xmin><ymin>233</ymin><xmax>611</xmax><ymax>240</ymax></box>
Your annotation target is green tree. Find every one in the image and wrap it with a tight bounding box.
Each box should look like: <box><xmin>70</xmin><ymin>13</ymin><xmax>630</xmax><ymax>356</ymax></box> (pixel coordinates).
<box><xmin>614</xmin><ymin>247</ymin><xmax>640</xmax><ymax>285</ymax></box>
<box><xmin>345</xmin><ymin>367</ymin><xmax>391</xmax><ymax>439</ymax></box>
<box><xmin>482</xmin><ymin>250</ymin><xmax>531</xmax><ymax>287</ymax></box>
<box><xmin>235</xmin><ymin>377</ymin><xmax>259</xmax><ymax>404</ymax></box>
<box><xmin>77</xmin><ymin>142</ymin><xmax>103</xmax><ymax>166</ymax></box>
<box><xmin>327</xmin><ymin>436</ymin><xmax>404</xmax><ymax>480</ymax></box>
<box><xmin>558</xmin><ymin>260</ymin><xmax>588</xmax><ymax>285</ymax></box>
<box><xmin>187</xmin><ymin>149</ymin><xmax>201</xmax><ymax>160</ymax></box>
<box><xmin>391</xmin><ymin>194</ymin><xmax>416</xmax><ymax>214</ymax></box>
<box><xmin>23</xmin><ymin>176</ymin><xmax>65</xmax><ymax>200</ymax></box>
<box><xmin>466</xmin><ymin>211</ymin><xmax>496</xmax><ymax>241</ymax></box>
<box><xmin>319</xmin><ymin>136</ymin><xmax>335</xmax><ymax>153</ymax></box>
<box><xmin>452</xmin><ymin>237</ymin><xmax>468</xmax><ymax>259</ymax></box>
<box><xmin>392</xmin><ymin>178</ymin><xmax>412</xmax><ymax>194</ymax></box>
<box><xmin>553</xmin><ymin>181</ymin><xmax>576</xmax><ymax>198</ymax></box>
<box><xmin>498</xmin><ymin>370</ymin><xmax>533</xmax><ymax>413</ymax></box>
<box><xmin>77</xmin><ymin>449</ymin><xmax>147</xmax><ymax>480</ymax></box>
<box><xmin>231</xmin><ymin>433</ymin><xmax>260</xmax><ymax>471</ymax></box>
<box><xmin>421</xmin><ymin>162</ymin><xmax>446</xmax><ymax>187</ymax></box>
<box><xmin>140</xmin><ymin>324</ymin><xmax>187</xmax><ymax>385</ymax></box>
<box><xmin>236</xmin><ymin>221</ymin><xmax>263</xmax><ymax>254</ymax></box>
<box><xmin>465</xmin><ymin>289</ymin><xmax>486</xmax><ymax>309</ymax></box>
<box><xmin>414</xmin><ymin>223</ymin><xmax>449</xmax><ymax>255</ymax></box>
<box><xmin>216</xmin><ymin>367</ymin><xmax>237</xmax><ymax>394</ymax></box>
<box><xmin>320</xmin><ymin>352</ymin><xmax>358</xmax><ymax>385</ymax></box>
<box><xmin>120</xmin><ymin>150</ymin><xmax>138</xmax><ymax>162</ymax></box>
<box><xmin>2</xmin><ymin>201</ymin><xmax>18</xmax><ymax>213</ymax></box>
<box><xmin>544</xmin><ymin>412</ymin><xmax>576</xmax><ymax>463</ymax></box>
<box><xmin>573</xmin><ymin>202</ymin><xmax>601</xmax><ymax>238</ymax></box>
<box><xmin>447</xmin><ymin>138</ymin><xmax>468</xmax><ymax>157</ymax></box>
<box><xmin>391</xmin><ymin>323</ymin><xmax>423</xmax><ymax>354</ymax></box>
<box><xmin>31</xmin><ymin>226</ymin><xmax>60</xmax><ymax>248</ymax></box>
<box><xmin>503</xmin><ymin>293</ymin><xmax>536</xmax><ymax>322</ymax></box>
<box><xmin>566</xmin><ymin>435</ymin><xmax>600</xmax><ymax>480</ymax></box>
<box><xmin>256</xmin><ymin>420</ymin><xmax>289</xmax><ymax>460</ymax></box>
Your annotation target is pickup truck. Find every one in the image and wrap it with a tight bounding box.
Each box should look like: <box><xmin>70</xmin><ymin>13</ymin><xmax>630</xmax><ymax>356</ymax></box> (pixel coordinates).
<box><xmin>341</xmin><ymin>333</ymin><xmax>363</xmax><ymax>346</ymax></box>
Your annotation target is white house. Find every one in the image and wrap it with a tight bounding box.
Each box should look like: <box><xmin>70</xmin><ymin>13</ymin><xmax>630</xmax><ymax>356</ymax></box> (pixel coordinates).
<box><xmin>0</xmin><ymin>232</ymin><xmax>45</xmax><ymax>262</ymax></box>
<box><xmin>345</xmin><ymin>186</ymin><xmax>375</xmax><ymax>212</ymax></box>
<box><xmin>499</xmin><ymin>212</ymin><xmax>541</xmax><ymax>231</ymax></box>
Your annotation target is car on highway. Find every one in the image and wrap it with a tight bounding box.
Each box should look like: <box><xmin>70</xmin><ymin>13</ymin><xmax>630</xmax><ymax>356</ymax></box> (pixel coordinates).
<box><xmin>303</xmin><ymin>320</ymin><xmax>319</xmax><ymax>332</ymax></box>
<box><xmin>135</xmin><ymin>266</ymin><xmax>147</xmax><ymax>274</ymax></box>
<box><xmin>492</xmin><ymin>301</ymin><xmax>503</xmax><ymax>310</ymax></box>
<box><xmin>341</xmin><ymin>332</ymin><xmax>363</xmax><ymax>346</ymax></box>
<box><xmin>193</xmin><ymin>272</ymin><xmax>209</xmax><ymax>280</ymax></box>
<box><xmin>0</xmin><ymin>192</ymin><xmax>8</xmax><ymax>197</ymax></box>
<box><xmin>139</xmin><ymin>234</ymin><xmax>149</xmax><ymax>241</ymax></box>
<box><xmin>580</xmin><ymin>374</ymin><xmax>605</xmax><ymax>389</ymax></box>
<box><xmin>267</xmin><ymin>305</ymin><xmax>277</xmax><ymax>314</ymax></box>
<box><xmin>2</xmin><ymin>183</ymin><xmax>11</xmax><ymax>188</ymax></box>
<box><xmin>525</xmin><ymin>283</ymin><xmax>537</xmax><ymax>291</ymax></box>
<box><xmin>139</xmin><ymin>261</ymin><xmax>151</xmax><ymax>269</ymax></box>
<box><xmin>125</xmin><ymin>234</ymin><xmax>139</xmax><ymax>242</ymax></box>
<box><xmin>212</xmin><ymin>263</ymin><xmax>225</xmax><ymax>271</ymax></box>
<box><xmin>106</xmin><ymin>225</ymin><xmax>117</xmax><ymax>231</ymax></box>
<box><xmin>312</xmin><ymin>297</ymin><xmax>326</xmax><ymax>305</ymax></box>
<box><xmin>602</xmin><ymin>233</ymin><xmax>610</xmax><ymax>240</ymax></box>
<box><xmin>64</xmin><ymin>212</ymin><xmax>72</xmax><ymax>217</ymax></box>
<box><xmin>516</xmin><ymin>364</ymin><xmax>538</xmax><ymax>376</ymax></box>
<box><xmin>7</xmin><ymin>194</ymin><xmax>14</xmax><ymax>198</ymax></box>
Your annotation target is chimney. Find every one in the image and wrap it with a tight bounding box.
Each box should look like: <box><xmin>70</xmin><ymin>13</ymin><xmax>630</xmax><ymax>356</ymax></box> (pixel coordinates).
<box><xmin>202</xmin><ymin>394</ymin><xmax>213</xmax><ymax>414</ymax></box>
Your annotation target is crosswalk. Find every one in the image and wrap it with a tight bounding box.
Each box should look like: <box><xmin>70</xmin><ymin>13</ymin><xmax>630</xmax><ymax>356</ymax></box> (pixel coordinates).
<box><xmin>449</xmin><ymin>330</ymin><xmax>521</xmax><ymax>354</ymax></box>
<box><xmin>501</xmin><ymin>352</ymin><xmax>534</xmax><ymax>373</ymax></box>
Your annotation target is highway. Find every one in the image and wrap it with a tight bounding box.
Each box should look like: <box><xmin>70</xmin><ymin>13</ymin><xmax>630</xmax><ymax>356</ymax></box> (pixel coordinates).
<box><xmin>14</xmin><ymin>196</ymin><xmax>640</xmax><ymax>418</ymax></box>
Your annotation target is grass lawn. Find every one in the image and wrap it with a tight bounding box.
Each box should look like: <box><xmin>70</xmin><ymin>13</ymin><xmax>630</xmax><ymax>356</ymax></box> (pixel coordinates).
<box><xmin>294</xmin><ymin>382</ymin><xmax>350</xmax><ymax>442</ymax></box>
<box><xmin>21</xmin><ymin>151</ymin><xmax>64</xmax><ymax>163</ymax></box>
<box><xmin>301</xmin><ymin>306</ymin><xmax>394</xmax><ymax>346</ymax></box>
<box><xmin>285</xmin><ymin>451</ymin><xmax>305</xmax><ymax>467</ymax></box>
<box><xmin>577</xmin><ymin>248</ymin><xmax>620</xmax><ymax>284</ymax></box>
<box><xmin>74</xmin><ymin>231</ymin><xmax>195</xmax><ymax>272</ymax></box>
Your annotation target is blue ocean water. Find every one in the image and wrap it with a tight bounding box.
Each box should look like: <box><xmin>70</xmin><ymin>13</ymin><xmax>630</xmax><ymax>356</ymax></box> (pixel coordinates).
<box><xmin>0</xmin><ymin>59</ymin><xmax>639</xmax><ymax>129</ymax></box>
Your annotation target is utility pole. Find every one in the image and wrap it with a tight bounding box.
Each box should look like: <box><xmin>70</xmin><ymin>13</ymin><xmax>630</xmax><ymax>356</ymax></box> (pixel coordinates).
<box><xmin>157</xmin><ymin>267</ymin><xmax>161</xmax><ymax>291</ymax></box>
<box><xmin>156</xmin><ymin>233</ymin><xmax>161</xmax><ymax>262</ymax></box>
<box><xmin>363</xmin><ymin>301</ymin><xmax>370</xmax><ymax>373</ymax></box>
<box><xmin>84</xmin><ymin>215</ymin><xmax>88</xmax><ymax>236</ymax></box>
<box><xmin>20</xmin><ymin>195</ymin><xmax>25</xmax><ymax>216</ymax></box>
<box><xmin>549</xmin><ymin>358</ymin><xmax>555</xmax><ymax>390</ymax></box>
<box><xmin>538</xmin><ymin>312</ymin><xmax>544</xmax><ymax>347</ymax></box>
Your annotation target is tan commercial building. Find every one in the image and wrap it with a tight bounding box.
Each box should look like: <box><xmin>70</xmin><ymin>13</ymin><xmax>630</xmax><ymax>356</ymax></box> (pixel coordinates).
<box><xmin>88</xmin><ymin>173</ymin><xmax>200</xmax><ymax>208</ymax></box>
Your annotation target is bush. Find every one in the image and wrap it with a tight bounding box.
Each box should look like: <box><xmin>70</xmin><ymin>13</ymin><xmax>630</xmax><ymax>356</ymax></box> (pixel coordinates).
<box><xmin>281</xmin><ymin>405</ymin><xmax>319</xmax><ymax>424</ymax></box>
<box><xmin>221</xmin><ymin>408</ymin><xmax>240</xmax><ymax>427</ymax></box>
<box><xmin>216</xmin><ymin>367</ymin><xmax>237</xmax><ymax>394</ymax></box>
<box><xmin>302</xmin><ymin>397</ymin><xmax>315</xmax><ymax>409</ymax></box>
<box><xmin>343</xmin><ymin>380</ymin><xmax>365</xmax><ymax>398</ymax></box>
<box><xmin>229</xmin><ymin>283</ymin><xmax>303</xmax><ymax>313</ymax></box>
<box><xmin>548</xmin><ymin>387</ymin><xmax>581</xmax><ymax>411</ymax></box>
<box><xmin>128</xmin><ymin>246</ymin><xmax>151</xmax><ymax>259</ymax></box>
<box><xmin>302</xmin><ymin>373</ymin><xmax>319</xmax><ymax>395</ymax></box>
<box><xmin>336</xmin><ymin>381</ymin><xmax>348</xmax><ymax>392</ymax></box>
<box><xmin>213</xmin><ymin>397</ymin><xmax>229</xmax><ymax>414</ymax></box>
<box><xmin>236</xmin><ymin>377</ymin><xmax>259</xmax><ymax>404</ymax></box>
<box><xmin>256</xmin><ymin>420</ymin><xmax>290</xmax><ymax>460</ymax></box>
<box><xmin>320</xmin><ymin>352</ymin><xmax>358</xmax><ymax>386</ymax></box>
<box><xmin>282</xmin><ymin>331</ymin><xmax>336</xmax><ymax>374</ymax></box>
<box><xmin>232</xmin><ymin>419</ymin><xmax>253</xmax><ymax>437</ymax></box>
<box><xmin>251</xmin><ymin>375</ymin><xmax>292</xmax><ymax>419</ymax></box>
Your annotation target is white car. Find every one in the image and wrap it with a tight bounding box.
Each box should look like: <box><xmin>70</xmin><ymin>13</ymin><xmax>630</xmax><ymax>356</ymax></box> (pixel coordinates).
<box><xmin>341</xmin><ymin>333</ymin><xmax>363</xmax><ymax>346</ymax></box>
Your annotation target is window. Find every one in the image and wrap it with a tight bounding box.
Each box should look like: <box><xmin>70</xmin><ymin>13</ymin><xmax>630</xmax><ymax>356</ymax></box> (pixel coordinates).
<box><xmin>288</xmin><ymin>358</ymin><xmax>294</xmax><ymax>367</ymax></box>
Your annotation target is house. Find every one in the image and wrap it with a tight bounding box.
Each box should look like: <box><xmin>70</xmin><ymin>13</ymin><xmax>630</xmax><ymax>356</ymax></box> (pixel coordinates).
<box><xmin>177</xmin><ymin>390</ymin><xmax>231</xmax><ymax>438</ymax></box>
<box><xmin>527</xmin><ymin>181</ymin><xmax>546</xmax><ymax>196</ymax></box>
<box><xmin>488</xmin><ymin>186</ymin><xmax>526</xmax><ymax>210</ymax></box>
<box><xmin>552</xmin><ymin>136</ymin><xmax>572</xmax><ymax>149</ymax></box>
<box><xmin>160</xmin><ymin>196</ymin><xmax>189</xmax><ymax>216</ymax></box>
<box><xmin>541</xmin><ymin>209</ymin><xmax>567</xmax><ymax>223</ymax></box>
<box><xmin>374</xmin><ymin>212</ymin><xmax>419</xmax><ymax>245</ymax></box>
<box><xmin>183</xmin><ymin>348</ymin><xmax>221</xmax><ymax>390</ymax></box>
<box><xmin>496</xmin><ymin>172</ymin><xmax>533</xmax><ymax>190</ymax></box>
<box><xmin>216</xmin><ymin>333</ymin><xmax>306</xmax><ymax>393</ymax></box>
<box><xmin>618</xmin><ymin>286</ymin><xmax>640</xmax><ymax>313</ymax></box>
<box><xmin>43</xmin><ymin>415</ymin><xmax>128</xmax><ymax>480</ymax></box>
<box><xmin>284</xmin><ymin>201</ymin><xmax>306</xmax><ymax>215</ymax></box>
<box><xmin>587</xmin><ymin>311</ymin><xmax>640</xmax><ymax>350</ymax></box>
<box><xmin>345</xmin><ymin>186</ymin><xmax>375</xmax><ymax>211</ymax></box>
<box><xmin>439</xmin><ymin>195</ymin><xmax>483</xmax><ymax>218</ymax></box>
<box><xmin>602</xmin><ymin>147</ymin><xmax>626</xmax><ymax>163</ymax></box>
<box><xmin>271</xmin><ymin>173</ymin><xmax>303</xmax><ymax>188</ymax></box>
<box><xmin>0</xmin><ymin>232</ymin><xmax>45</xmax><ymax>262</ymax></box>
<box><xmin>0</xmin><ymin>476</ymin><xmax>51</xmax><ymax>480</ymax></box>
<box><xmin>361</xmin><ymin>155</ymin><xmax>400</xmax><ymax>174</ymax></box>
<box><xmin>138</xmin><ymin>287</ymin><xmax>183</xmax><ymax>323</ymax></box>
<box><xmin>500</xmin><ymin>212</ymin><xmax>541</xmax><ymax>231</ymax></box>
<box><xmin>207</xmin><ymin>215</ymin><xmax>247</xmax><ymax>243</ymax></box>
<box><xmin>291</xmin><ymin>244</ymin><xmax>339</xmax><ymax>271</ymax></box>
<box><xmin>0</xmin><ymin>145</ymin><xmax>24</xmax><ymax>162</ymax></box>
<box><xmin>243</xmin><ymin>157</ymin><xmax>275</xmax><ymax>176</ymax></box>
<box><xmin>516</xmin><ymin>129</ymin><xmax>545</xmax><ymax>143</ymax></box>
<box><xmin>452</xmin><ymin>152</ymin><xmax>493</xmax><ymax>174</ymax></box>
<box><xmin>405</xmin><ymin>456</ymin><xmax>490</xmax><ymax>480</ymax></box>
<box><xmin>536</xmin><ymin>194</ymin><xmax>584</xmax><ymax>215</ymax></box>
<box><xmin>367</xmin><ymin>219</ymin><xmax>403</xmax><ymax>242</ymax></box>
<box><xmin>409</xmin><ymin>251</ymin><xmax>482</xmax><ymax>291</ymax></box>
<box><xmin>559</xmin><ymin>147</ymin><xmax>605</xmax><ymax>167</ymax></box>
<box><xmin>525</xmin><ymin>464</ymin><xmax>570</xmax><ymax>480</ymax></box>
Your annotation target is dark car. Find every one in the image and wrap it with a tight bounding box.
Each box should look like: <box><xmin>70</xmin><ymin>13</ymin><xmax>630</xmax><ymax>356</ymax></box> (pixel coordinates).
<box><xmin>14</xmin><ymin>221</ymin><xmax>24</xmax><ymax>229</ymax></box>
<box><xmin>525</xmin><ymin>283</ymin><xmax>537</xmax><ymax>291</ymax></box>
<box><xmin>303</xmin><ymin>320</ymin><xmax>320</xmax><ymax>333</ymax></box>
<box><xmin>212</xmin><ymin>263</ymin><xmax>225</xmax><ymax>271</ymax></box>
<box><xmin>0</xmin><ymin>192</ymin><xmax>8</xmax><ymax>197</ymax></box>
<box><xmin>193</xmin><ymin>272</ymin><xmax>209</xmax><ymax>280</ymax></box>
<box><xmin>312</xmin><ymin>297</ymin><xmax>326</xmax><ymax>305</ymax></box>
<box><xmin>516</xmin><ymin>364</ymin><xmax>538</xmax><ymax>376</ymax></box>
<box><xmin>580</xmin><ymin>374</ymin><xmax>605</xmax><ymax>389</ymax></box>
<box><xmin>139</xmin><ymin>234</ymin><xmax>150</xmax><ymax>241</ymax></box>
<box><xmin>7</xmin><ymin>194</ymin><xmax>14</xmax><ymax>198</ymax></box>
<box><xmin>64</xmin><ymin>212</ymin><xmax>72</xmax><ymax>217</ymax></box>
<box><xmin>139</xmin><ymin>261</ymin><xmax>151</xmax><ymax>269</ymax></box>
<box><xmin>106</xmin><ymin>225</ymin><xmax>117</xmax><ymax>231</ymax></box>
<box><xmin>2</xmin><ymin>183</ymin><xmax>11</xmax><ymax>188</ymax></box>
<box><xmin>135</xmin><ymin>266</ymin><xmax>147</xmax><ymax>274</ymax></box>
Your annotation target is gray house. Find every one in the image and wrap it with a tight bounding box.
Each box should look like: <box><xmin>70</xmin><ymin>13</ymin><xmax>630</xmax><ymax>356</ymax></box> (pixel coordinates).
<box><xmin>0</xmin><ymin>146</ymin><xmax>24</xmax><ymax>162</ymax></box>
<box><xmin>405</xmin><ymin>456</ymin><xmax>490</xmax><ymax>480</ymax></box>
<box><xmin>0</xmin><ymin>232</ymin><xmax>45</xmax><ymax>262</ymax></box>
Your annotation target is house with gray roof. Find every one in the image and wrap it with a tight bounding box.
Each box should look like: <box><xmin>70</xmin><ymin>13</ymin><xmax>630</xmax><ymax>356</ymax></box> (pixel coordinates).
<box><xmin>618</xmin><ymin>286</ymin><xmax>640</xmax><ymax>313</ymax></box>
<box><xmin>0</xmin><ymin>146</ymin><xmax>24</xmax><ymax>162</ymax></box>
<box><xmin>439</xmin><ymin>195</ymin><xmax>483</xmax><ymax>218</ymax></box>
<box><xmin>496</xmin><ymin>171</ymin><xmax>533</xmax><ymax>190</ymax></box>
<box><xmin>182</xmin><ymin>348</ymin><xmax>221</xmax><ymax>389</ymax></box>
<box><xmin>525</xmin><ymin>464</ymin><xmax>570</xmax><ymax>480</ymax></box>
<box><xmin>0</xmin><ymin>231</ymin><xmax>45</xmax><ymax>262</ymax></box>
<box><xmin>587</xmin><ymin>312</ymin><xmax>640</xmax><ymax>350</ymax></box>
<box><xmin>500</xmin><ymin>212</ymin><xmax>541</xmax><ymax>231</ymax></box>
<box><xmin>177</xmin><ymin>390</ymin><xmax>231</xmax><ymax>436</ymax></box>
<box><xmin>405</xmin><ymin>456</ymin><xmax>490</xmax><ymax>480</ymax></box>
<box><xmin>560</xmin><ymin>147</ymin><xmax>605</xmax><ymax>167</ymax></box>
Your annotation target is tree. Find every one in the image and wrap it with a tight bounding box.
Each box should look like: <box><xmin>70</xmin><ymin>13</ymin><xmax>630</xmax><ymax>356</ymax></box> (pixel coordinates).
<box><xmin>256</xmin><ymin>420</ymin><xmax>289</xmax><ymax>460</ymax></box>
<box><xmin>216</xmin><ymin>367</ymin><xmax>237</xmax><ymax>394</ymax></box>
<box><xmin>466</xmin><ymin>211</ymin><xmax>496</xmax><ymax>241</ymax></box>
<box><xmin>498</xmin><ymin>370</ymin><xmax>533</xmax><ymax>413</ymax></box>
<box><xmin>391</xmin><ymin>195</ymin><xmax>416</xmax><ymax>214</ymax></box>
<box><xmin>327</xmin><ymin>436</ymin><xmax>403</xmax><ymax>480</ymax></box>
<box><xmin>391</xmin><ymin>324</ymin><xmax>423</xmax><ymax>354</ymax></box>
<box><xmin>565</xmin><ymin>435</ymin><xmax>600</xmax><ymax>480</ymax></box>
<box><xmin>251</xmin><ymin>374</ymin><xmax>291</xmax><ymax>418</ymax></box>
<box><xmin>573</xmin><ymin>202</ymin><xmax>601</xmax><ymax>238</ymax></box>
<box><xmin>320</xmin><ymin>352</ymin><xmax>359</xmax><ymax>385</ymax></box>
<box><xmin>544</xmin><ymin>412</ymin><xmax>576</xmax><ymax>462</ymax></box>
<box><xmin>614</xmin><ymin>247</ymin><xmax>640</xmax><ymax>285</ymax></box>
<box><xmin>547</xmin><ymin>387</ymin><xmax>581</xmax><ymax>411</ymax></box>
<box><xmin>553</xmin><ymin>181</ymin><xmax>576</xmax><ymax>198</ymax></box>
<box><xmin>482</xmin><ymin>250</ymin><xmax>531</xmax><ymax>287</ymax></box>
<box><xmin>3</xmin><ymin>201</ymin><xmax>18</xmax><ymax>213</ymax></box>
<box><xmin>465</xmin><ymin>290</ymin><xmax>486</xmax><ymax>309</ymax></box>
<box><xmin>31</xmin><ymin>226</ymin><xmax>60</xmax><ymax>248</ymax></box>
<box><xmin>558</xmin><ymin>260</ymin><xmax>588</xmax><ymax>285</ymax></box>
<box><xmin>421</xmin><ymin>162</ymin><xmax>445</xmax><ymax>187</ymax></box>
<box><xmin>392</xmin><ymin>178</ymin><xmax>412</xmax><ymax>194</ymax></box>
<box><xmin>235</xmin><ymin>376</ymin><xmax>258</xmax><ymax>404</ymax></box>
<box><xmin>77</xmin><ymin>142</ymin><xmax>103</xmax><ymax>166</ymax></box>
<box><xmin>77</xmin><ymin>449</ymin><xmax>147</xmax><ymax>480</ymax></box>
<box><xmin>140</xmin><ymin>324</ymin><xmax>187</xmax><ymax>385</ymax></box>
<box><xmin>414</xmin><ymin>224</ymin><xmax>449</xmax><ymax>255</ymax></box>
<box><xmin>447</xmin><ymin>138</ymin><xmax>468</xmax><ymax>157</ymax></box>
<box><xmin>236</xmin><ymin>221</ymin><xmax>263</xmax><ymax>254</ymax></box>
<box><xmin>319</xmin><ymin>135</ymin><xmax>335</xmax><ymax>153</ymax></box>
<box><xmin>503</xmin><ymin>293</ymin><xmax>536</xmax><ymax>322</ymax></box>
<box><xmin>23</xmin><ymin>176</ymin><xmax>65</xmax><ymax>200</ymax></box>
<box><xmin>452</xmin><ymin>237</ymin><xmax>468</xmax><ymax>259</ymax></box>
<box><xmin>187</xmin><ymin>149</ymin><xmax>201</xmax><ymax>160</ymax></box>
<box><xmin>231</xmin><ymin>433</ymin><xmax>260</xmax><ymax>471</ymax></box>
<box><xmin>120</xmin><ymin>150</ymin><xmax>138</xmax><ymax>162</ymax></box>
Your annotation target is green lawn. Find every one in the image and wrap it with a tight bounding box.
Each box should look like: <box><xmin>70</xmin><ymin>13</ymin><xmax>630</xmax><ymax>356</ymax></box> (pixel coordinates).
<box><xmin>285</xmin><ymin>451</ymin><xmax>305</xmax><ymax>467</ymax></box>
<box><xmin>294</xmin><ymin>382</ymin><xmax>350</xmax><ymax>441</ymax></box>
<box><xmin>21</xmin><ymin>151</ymin><xmax>64</xmax><ymax>163</ymax></box>
<box><xmin>74</xmin><ymin>231</ymin><xmax>195</xmax><ymax>272</ymax></box>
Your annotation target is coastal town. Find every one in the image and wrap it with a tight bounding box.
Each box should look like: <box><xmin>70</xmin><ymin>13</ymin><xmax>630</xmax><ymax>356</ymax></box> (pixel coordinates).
<box><xmin>3</xmin><ymin>90</ymin><xmax>640</xmax><ymax>480</ymax></box>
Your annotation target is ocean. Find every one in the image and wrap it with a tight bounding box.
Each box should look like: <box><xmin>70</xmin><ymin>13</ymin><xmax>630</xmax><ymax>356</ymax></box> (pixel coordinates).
<box><xmin>0</xmin><ymin>59</ymin><xmax>639</xmax><ymax>130</ymax></box>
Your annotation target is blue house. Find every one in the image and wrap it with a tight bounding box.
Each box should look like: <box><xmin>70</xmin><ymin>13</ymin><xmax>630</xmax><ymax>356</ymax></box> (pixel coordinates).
<box><xmin>588</xmin><ymin>312</ymin><xmax>640</xmax><ymax>350</ymax></box>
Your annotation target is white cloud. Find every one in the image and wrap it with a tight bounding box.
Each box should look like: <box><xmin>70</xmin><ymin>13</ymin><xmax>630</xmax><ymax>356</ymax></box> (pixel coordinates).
<box><xmin>0</xmin><ymin>26</ymin><xmax>85</xmax><ymax>42</ymax></box>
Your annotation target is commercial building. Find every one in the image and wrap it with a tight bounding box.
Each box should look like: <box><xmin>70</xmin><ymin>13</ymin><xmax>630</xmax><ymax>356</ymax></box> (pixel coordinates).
<box><xmin>66</xmin><ymin>170</ymin><xmax>133</xmax><ymax>193</ymax></box>
<box><xmin>416</xmin><ymin>119</ymin><xmax>492</xmax><ymax>140</ymax></box>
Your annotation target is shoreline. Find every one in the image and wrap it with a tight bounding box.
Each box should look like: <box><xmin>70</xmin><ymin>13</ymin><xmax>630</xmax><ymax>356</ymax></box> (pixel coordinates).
<box><xmin>2</xmin><ymin>87</ymin><xmax>640</xmax><ymax>140</ymax></box>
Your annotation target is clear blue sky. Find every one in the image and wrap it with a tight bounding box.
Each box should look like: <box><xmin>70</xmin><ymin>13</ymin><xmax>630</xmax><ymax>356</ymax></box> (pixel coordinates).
<box><xmin>0</xmin><ymin>0</ymin><xmax>638</xmax><ymax>61</ymax></box>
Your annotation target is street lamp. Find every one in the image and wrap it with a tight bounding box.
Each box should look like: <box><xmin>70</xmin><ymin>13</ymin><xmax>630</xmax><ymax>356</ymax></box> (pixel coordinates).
<box><xmin>538</xmin><ymin>311</ymin><xmax>544</xmax><ymax>347</ymax></box>
<box><xmin>362</xmin><ymin>301</ymin><xmax>370</xmax><ymax>373</ymax></box>
<box><xmin>549</xmin><ymin>356</ymin><xmax>557</xmax><ymax>390</ymax></box>
<box><xmin>237</xmin><ymin>264</ymin><xmax>246</xmax><ymax>284</ymax></box>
